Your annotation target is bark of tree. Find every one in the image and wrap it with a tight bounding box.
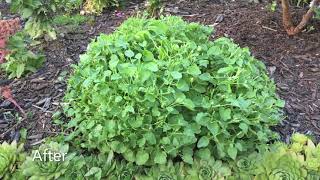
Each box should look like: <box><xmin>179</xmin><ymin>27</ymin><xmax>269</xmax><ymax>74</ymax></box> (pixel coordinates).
<box><xmin>281</xmin><ymin>0</ymin><xmax>320</xmax><ymax>35</ymax></box>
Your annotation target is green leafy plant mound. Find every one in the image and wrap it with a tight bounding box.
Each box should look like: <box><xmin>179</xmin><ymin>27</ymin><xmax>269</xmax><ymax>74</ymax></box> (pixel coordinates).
<box><xmin>64</xmin><ymin>16</ymin><xmax>284</xmax><ymax>165</ymax></box>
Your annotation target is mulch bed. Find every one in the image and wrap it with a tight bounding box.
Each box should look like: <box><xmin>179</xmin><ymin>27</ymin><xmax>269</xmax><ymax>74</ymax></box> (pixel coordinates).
<box><xmin>1</xmin><ymin>0</ymin><xmax>319</xmax><ymax>146</ymax></box>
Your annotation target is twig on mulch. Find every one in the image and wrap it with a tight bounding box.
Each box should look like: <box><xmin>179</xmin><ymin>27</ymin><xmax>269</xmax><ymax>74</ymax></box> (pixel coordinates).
<box><xmin>181</xmin><ymin>13</ymin><xmax>208</xmax><ymax>18</ymax></box>
<box><xmin>0</xmin><ymin>116</ymin><xmax>27</xmax><ymax>139</ymax></box>
<box><xmin>279</xmin><ymin>57</ymin><xmax>295</xmax><ymax>76</ymax></box>
<box><xmin>270</xmin><ymin>57</ymin><xmax>295</xmax><ymax>76</ymax></box>
<box><xmin>30</xmin><ymin>139</ymin><xmax>45</xmax><ymax>146</ymax></box>
<box><xmin>37</xmin><ymin>130</ymin><xmax>68</xmax><ymax>136</ymax></box>
<box><xmin>262</xmin><ymin>25</ymin><xmax>278</xmax><ymax>32</ymax></box>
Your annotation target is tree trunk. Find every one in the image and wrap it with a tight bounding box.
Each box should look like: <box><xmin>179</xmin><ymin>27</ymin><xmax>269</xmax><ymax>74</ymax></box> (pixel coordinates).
<box><xmin>281</xmin><ymin>0</ymin><xmax>320</xmax><ymax>35</ymax></box>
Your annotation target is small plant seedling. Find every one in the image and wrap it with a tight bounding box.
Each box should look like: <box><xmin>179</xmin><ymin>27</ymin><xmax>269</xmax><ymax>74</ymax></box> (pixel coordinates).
<box><xmin>267</xmin><ymin>1</ymin><xmax>277</xmax><ymax>12</ymax></box>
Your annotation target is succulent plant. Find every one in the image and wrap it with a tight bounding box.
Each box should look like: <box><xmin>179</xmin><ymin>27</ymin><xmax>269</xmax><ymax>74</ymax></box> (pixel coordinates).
<box><xmin>230</xmin><ymin>153</ymin><xmax>260</xmax><ymax>179</ymax></box>
<box><xmin>21</xmin><ymin>141</ymin><xmax>76</xmax><ymax>180</ymax></box>
<box><xmin>109</xmin><ymin>160</ymin><xmax>140</xmax><ymax>180</ymax></box>
<box><xmin>138</xmin><ymin>160</ymin><xmax>186</xmax><ymax>180</ymax></box>
<box><xmin>185</xmin><ymin>158</ymin><xmax>231</xmax><ymax>180</ymax></box>
<box><xmin>306</xmin><ymin>170</ymin><xmax>320</xmax><ymax>180</ymax></box>
<box><xmin>252</xmin><ymin>141</ymin><xmax>308</xmax><ymax>180</ymax></box>
<box><xmin>0</xmin><ymin>141</ymin><xmax>25</xmax><ymax>180</ymax></box>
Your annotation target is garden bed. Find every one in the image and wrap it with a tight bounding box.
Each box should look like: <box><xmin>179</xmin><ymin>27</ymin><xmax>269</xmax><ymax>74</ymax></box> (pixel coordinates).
<box><xmin>0</xmin><ymin>0</ymin><xmax>319</xmax><ymax>146</ymax></box>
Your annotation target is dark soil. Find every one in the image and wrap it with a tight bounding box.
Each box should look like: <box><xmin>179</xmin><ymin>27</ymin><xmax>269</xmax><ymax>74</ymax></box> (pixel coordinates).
<box><xmin>1</xmin><ymin>0</ymin><xmax>320</xmax><ymax>146</ymax></box>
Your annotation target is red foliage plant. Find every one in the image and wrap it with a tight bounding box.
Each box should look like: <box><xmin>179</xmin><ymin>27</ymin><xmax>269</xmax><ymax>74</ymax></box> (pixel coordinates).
<box><xmin>0</xmin><ymin>18</ymin><xmax>21</xmax><ymax>64</ymax></box>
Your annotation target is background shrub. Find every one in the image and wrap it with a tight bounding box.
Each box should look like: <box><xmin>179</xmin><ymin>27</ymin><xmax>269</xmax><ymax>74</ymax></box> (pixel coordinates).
<box><xmin>83</xmin><ymin>0</ymin><xmax>120</xmax><ymax>14</ymax></box>
<box><xmin>64</xmin><ymin>16</ymin><xmax>284</xmax><ymax>165</ymax></box>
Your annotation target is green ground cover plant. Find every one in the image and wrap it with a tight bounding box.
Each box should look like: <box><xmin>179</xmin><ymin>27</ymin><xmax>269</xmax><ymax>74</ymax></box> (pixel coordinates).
<box><xmin>63</xmin><ymin>16</ymin><xmax>284</xmax><ymax>165</ymax></box>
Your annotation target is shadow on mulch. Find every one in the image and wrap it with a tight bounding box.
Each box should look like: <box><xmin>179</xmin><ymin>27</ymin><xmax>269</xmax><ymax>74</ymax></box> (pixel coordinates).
<box><xmin>1</xmin><ymin>0</ymin><xmax>319</xmax><ymax>145</ymax></box>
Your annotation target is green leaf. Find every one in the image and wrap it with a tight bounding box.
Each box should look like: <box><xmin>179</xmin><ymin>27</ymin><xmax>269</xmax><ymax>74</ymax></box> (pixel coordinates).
<box><xmin>130</xmin><ymin>116</ymin><xmax>143</xmax><ymax>128</ymax></box>
<box><xmin>139</xmin><ymin>70</ymin><xmax>152</xmax><ymax>82</ymax></box>
<box><xmin>219</xmin><ymin>108</ymin><xmax>231</xmax><ymax>121</ymax></box>
<box><xmin>176</xmin><ymin>79</ymin><xmax>189</xmax><ymax>91</ymax></box>
<box><xmin>16</xmin><ymin>63</ymin><xmax>25</xmax><ymax>78</ymax></box>
<box><xmin>115</xmin><ymin>96</ymin><xmax>123</xmax><ymax>103</ymax></box>
<box><xmin>275</xmin><ymin>100</ymin><xmax>285</xmax><ymax>107</ymax></box>
<box><xmin>111</xmin><ymin>73</ymin><xmax>122</xmax><ymax>80</ymax></box>
<box><xmin>144</xmin><ymin>132</ymin><xmax>157</xmax><ymax>145</ymax></box>
<box><xmin>199</xmin><ymin>73</ymin><xmax>212</xmax><ymax>81</ymax></box>
<box><xmin>227</xmin><ymin>145</ymin><xmax>237</xmax><ymax>160</ymax></box>
<box><xmin>135</xmin><ymin>53</ymin><xmax>142</xmax><ymax>60</ymax></box>
<box><xmin>197</xmin><ymin>136</ymin><xmax>210</xmax><ymax>148</ymax></box>
<box><xmin>195</xmin><ymin>148</ymin><xmax>211</xmax><ymax>160</ymax></box>
<box><xmin>145</xmin><ymin>62</ymin><xmax>158</xmax><ymax>72</ymax></box>
<box><xmin>123</xmin><ymin>149</ymin><xmax>135</xmax><ymax>162</ymax></box>
<box><xmin>182</xmin><ymin>147</ymin><xmax>193</xmax><ymax>164</ymax></box>
<box><xmin>239</xmin><ymin>123</ymin><xmax>248</xmax><ymax>133</ymax></box>
<box><xmin>207</xmin><ymin>122</ymin><xmax>219</xmax><ymax>136</ymax></box>
<box><xmin>217</xmin><ymin>66</ymin><xmax>234</xmax><ymax>74</ymax></box>
<box><xmin>171</xmin><ymin>71</ymin><xmax>182</xmax><ymax>80</ymax></box>
<box><xmin>106</xmin><ymin>120</ymin><xmax>116</xmax><ymax>132</ymax></box>
<box><xmin>109</xmin><ymin>54</ymin><xmax>119</xmax><ymax>69</ymax></box>
<box><xmin>154</xmin><ymin>151</ymin><xmax>167</xmax><ymax>164</ymax></box>
<box><xmin>22</xmin><ymin>8</ymin><xmax>33</xmax><ymax>18</ymax></box>
<box><xmin>125</xmin><ymin>50</ymin><xmax>135</xmax><ymax>58</ymax></box>
<box><xmin>118</xmin><ymin>63</ymin><xmax>137</xmax><ymax>76</ymax></box>
<box><xmin>182</xmin><ymin>99</ymin><xmax>195</xmax><ymax>110</ymax></box>
<box><xmin>137</xmin><ymin>138</ymin><xmax>146</xmax><ymax>148</ymax></box>
<box><xmin>195</xmin><ymin>112</ymin><xmax>210</xmax><ymax>126</ymax></box>
<box><xmin>187</xmin><ymin>65</ymin><xmax>201</xmax><ymax>76</ymax></box>
<box><xmin>85</xmin><ymin>167</ymin><xmax>102</xmax><ymax>178</ymax></box>
<box><xmin>136</xmin><ymin>150</ymin><xmax>149</xmax><ymax>165</ymax></box>
<box><xmin>142</xmin><ymin>50</ymin><xmax>154</xmax><ymax>61</ymax></box>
